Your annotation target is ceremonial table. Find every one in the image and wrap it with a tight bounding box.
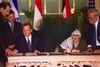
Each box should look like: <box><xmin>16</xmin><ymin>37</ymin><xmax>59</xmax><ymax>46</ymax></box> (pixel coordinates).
<box><xmin>7</xmin><ymin>53</ymin><xmax>100</xmax><ymax>67</ymax></box>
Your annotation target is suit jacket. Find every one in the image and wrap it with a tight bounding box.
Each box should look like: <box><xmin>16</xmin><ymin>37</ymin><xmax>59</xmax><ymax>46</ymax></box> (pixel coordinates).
<box><xmin>76</xmin><ymin>39</ymin><xmax>87</xmax><ymax>52</ymax></box>
<box><xmin>4</xmin><ymin>21</ymin><xmax>23</xmax><ymax>48</ymax></box>
<box><xmin>86</xmin><ymin>19</ymin><xmax>100</xmax><ymax>49</ymax></box>
<box><xmin>0</xmin><ymin>13</ymin><xmax>7</xmax><ymax>62</ymax></box>
<box><xmin>15</xmin><ymin>33</ymin><xmax>44</xmax><ymax>53</ymax></box>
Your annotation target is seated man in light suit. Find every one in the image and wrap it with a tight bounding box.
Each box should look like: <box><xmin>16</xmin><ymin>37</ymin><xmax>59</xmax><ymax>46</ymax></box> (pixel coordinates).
<box><xmin>15</xmin><ymin>22</ymin><xmax>44</xmax><ymax>53</ymax></box>
<box><xmin>60</xmin><ymin>29</ymin><xmax>86</xmax><ymax>53</ymax></box>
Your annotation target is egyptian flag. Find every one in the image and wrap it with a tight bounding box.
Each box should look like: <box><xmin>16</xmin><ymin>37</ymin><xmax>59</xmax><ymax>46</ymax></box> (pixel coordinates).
<box><xmin>33</xmin><ymin>0</ymin><xmax>43</xmax><ymax>31</ymax></box>
<box><xmin>62</xmin><ymin>0</ymin><xmax>71</xmax><ymax>21</ymax></box>
<box><xmin>9</xmin><ymin>0</ymin><xmax>19</xmax><ymax>22</ymax></box>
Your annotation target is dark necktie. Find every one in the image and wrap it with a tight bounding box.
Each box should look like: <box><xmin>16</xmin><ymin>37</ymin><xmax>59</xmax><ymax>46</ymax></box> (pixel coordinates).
<box><xmin>27</xmin><ymin>38</ymin><xmax>31</xmax><ymax>51</ymax></box>
<box><xmin>92</xmin><ymin>24</ymin><xmax>96</xmax><ymax>46</ymax></box>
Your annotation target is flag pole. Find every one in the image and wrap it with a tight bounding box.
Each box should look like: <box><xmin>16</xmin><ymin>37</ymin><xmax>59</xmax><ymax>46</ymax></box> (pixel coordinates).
<box><xmin>29</xmin><ymin>0</ymin><xmax>32</xmax><ymax>12</ymax></box>
<box><xmin>73</xmin><ymin>0</ymin><xmax>75</xmax><ymax>8</ymax></box>
<box><xmin>44</xmin><ymin>0</ymin><xmax>46</xmax><ymax>14</ymax></box>
<box><xmin>71</xmin><ymin>0</ymin><xmax>75</xmax><ymax>14</ymax></box>
<box><xmin>58</xmin><ymin>0</ymin><xmax>61</xmax><ymax>14</ymax></box>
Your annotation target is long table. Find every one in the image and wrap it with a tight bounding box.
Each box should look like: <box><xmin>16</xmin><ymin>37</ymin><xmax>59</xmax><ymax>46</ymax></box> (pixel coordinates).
<box><xmin>7</xmin><ymin>54</ymin><xmax>100</xmax><ymax>67</ymax></box>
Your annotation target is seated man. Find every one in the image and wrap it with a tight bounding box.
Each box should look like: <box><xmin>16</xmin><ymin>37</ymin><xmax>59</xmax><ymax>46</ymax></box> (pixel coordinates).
<box><xmin>60</xmin><ymin>29</ymin><xmax>86</xmax><ymax>53</ymax></box>
<box><xmin>15</xmin><ymin>22</ymin><xmax>44</xmax><ymax>53</ymax></box>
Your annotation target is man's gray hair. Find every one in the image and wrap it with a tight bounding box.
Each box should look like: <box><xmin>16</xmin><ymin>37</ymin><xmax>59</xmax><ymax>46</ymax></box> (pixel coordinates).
<box><xmin>87</xmin><ymin>8</ymin><xmax>100</xmax><ymax>16</ymax></box>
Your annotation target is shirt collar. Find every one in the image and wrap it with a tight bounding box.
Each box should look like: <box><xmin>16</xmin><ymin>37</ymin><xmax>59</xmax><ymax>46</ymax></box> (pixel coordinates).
<box><xmin>8</xmin><ymin>22</ymin><xmax>14</xmax><ymax>26</ymax></box>
<box><xmin>95</xmin><ymin>18</ymin><xmax>99</xmax><ymax>27</ymax></box>
<box><xmin>25</xmin><ymin>34</ymin><xmax>32</xmax><ymax>41</ymax></box>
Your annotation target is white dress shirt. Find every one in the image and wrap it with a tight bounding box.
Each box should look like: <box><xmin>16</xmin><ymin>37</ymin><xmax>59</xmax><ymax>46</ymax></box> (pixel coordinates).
<box><xmin>25</xmin><ymin>34</ymin><xmax>32</xmax><ymax>45</ymax></box>
<box><xmin>8</xmin><ymin>22</ymin><xmax>14</xmax><ymax>29</ymax></box>
<box><xmin>95</xmin><ymin>19</ymin><xmax>100</xmax><ymax>46</ymax></box>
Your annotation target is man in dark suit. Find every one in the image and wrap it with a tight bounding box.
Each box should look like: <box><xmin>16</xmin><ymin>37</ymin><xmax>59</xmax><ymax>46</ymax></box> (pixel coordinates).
<box><xmin>86</xmin><ymin>9</ymin><xmax>100</xmax><ymax>53</ymax></box>
<box><xmin>4</xmin><ymin>10</ymin><xmax>23</xmax><ymax>55</ymax></box>
<box><xmin>16</xmin><ymin>22</ymin><xmax>44</xmax><ymax>53</ymax></box>
<box><xmin>0</xmin><ymin>1</ymin><xmax>11</xmax><ymax>67</ymax></box>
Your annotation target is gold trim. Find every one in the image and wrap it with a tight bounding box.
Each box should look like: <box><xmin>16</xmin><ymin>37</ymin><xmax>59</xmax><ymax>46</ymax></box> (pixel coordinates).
<box><xmin>19</xmin><ymin>13</ymin><xmax>25</xmax><ymax>15</ymax></box>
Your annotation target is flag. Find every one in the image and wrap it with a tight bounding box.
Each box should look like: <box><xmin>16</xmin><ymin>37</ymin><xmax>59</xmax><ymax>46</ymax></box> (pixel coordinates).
<box><xmin>88</xmin><ymin>0</ymin><xmax>95</xmax><ymax>8</ymax></box>
<box><xmin>33</xmin><ymin>0</ymin><xmax>43</xmax><ymax>31</ymax></box>
<box><xmin>9</xmin><ymin>0</ymin><xmax>19</xmax><ymax>22</ymax></box>
<box><xmin>62</xmin><ymin>0</ymin><xmax>71</xmax><ymax>21</ymax></box>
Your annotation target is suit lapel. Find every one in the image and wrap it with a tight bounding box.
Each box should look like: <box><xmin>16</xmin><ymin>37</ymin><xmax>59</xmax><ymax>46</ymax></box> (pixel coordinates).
<box><xmin>7</xmin><ymin>22</ymin><xmax>13</xmax><ymax>33</ymax></box>
<box><xmin>97</xmin><ymin>19</ymin><xmax>100</xmax><ymax>43</ymax></box>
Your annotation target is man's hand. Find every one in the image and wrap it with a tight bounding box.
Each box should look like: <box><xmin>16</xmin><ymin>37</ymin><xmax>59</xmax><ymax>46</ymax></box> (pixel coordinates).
<box><xmin>63</xmin><ymin>49</ymin><xmax>72</xmax><ymax>53</ymax></box>
<box><xmin>8</xmin><ymin>44</ymin><xmax>15</xmax><ymax>50</ymax></box>
<box><xmin>6</xmin><ymin>48</ymin><xmax>18</xmax><ymax>56</ymax></box>
<box><xmin>13</xmin><ymin>49</ymin><xmax>19</xmax><ymax>55</ymax></box>
<box><xmin>71</xmin><ymin>49</ymin><xmax>80</xmax><ymax>53</ymax></box>
<box><xmin>85</xmin><ymin>47</ymin><xmax>93</xmax><ymax>53</ymax></box>
<box><xmin>33</xmin><ymin>50</ymin><xmax>40</xmax><ymax>55</ymax></box>
<box><xmin>5</xmin><ymin>48</ymin><xmax>13</xmax><ymax>56</ymax></box>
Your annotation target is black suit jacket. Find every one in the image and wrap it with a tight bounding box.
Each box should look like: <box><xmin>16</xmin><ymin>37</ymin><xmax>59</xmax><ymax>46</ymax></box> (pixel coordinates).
<box><xmin>15</xmin><ymin>33</ymin><xmax>44</xmax><ymax>53</ymax></box>
<box><xmin>86</xmin><ymin>19</ymin><xmax>100</xmax><ymax>49</ymax></box>
<box><xmin>4</xmin><ymin>21</ymin><xmax>23</xmax><ymax>48</ymax></box>
<box><xmin>0</xmin><ymin>13</ymin><xmax>7</xmax><ymax>62</ymax></box>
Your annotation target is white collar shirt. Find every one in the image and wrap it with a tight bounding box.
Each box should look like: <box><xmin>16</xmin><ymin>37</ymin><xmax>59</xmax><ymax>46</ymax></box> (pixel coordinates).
<box><xmin>25</xmin><ymin>34</ymin><xmax>32</xmax><ymax>45</ymax></box>
<box><xmin>95</xmin><ymin>19</ymin><xmax>100</xmax><ymax>46</ymax></box>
